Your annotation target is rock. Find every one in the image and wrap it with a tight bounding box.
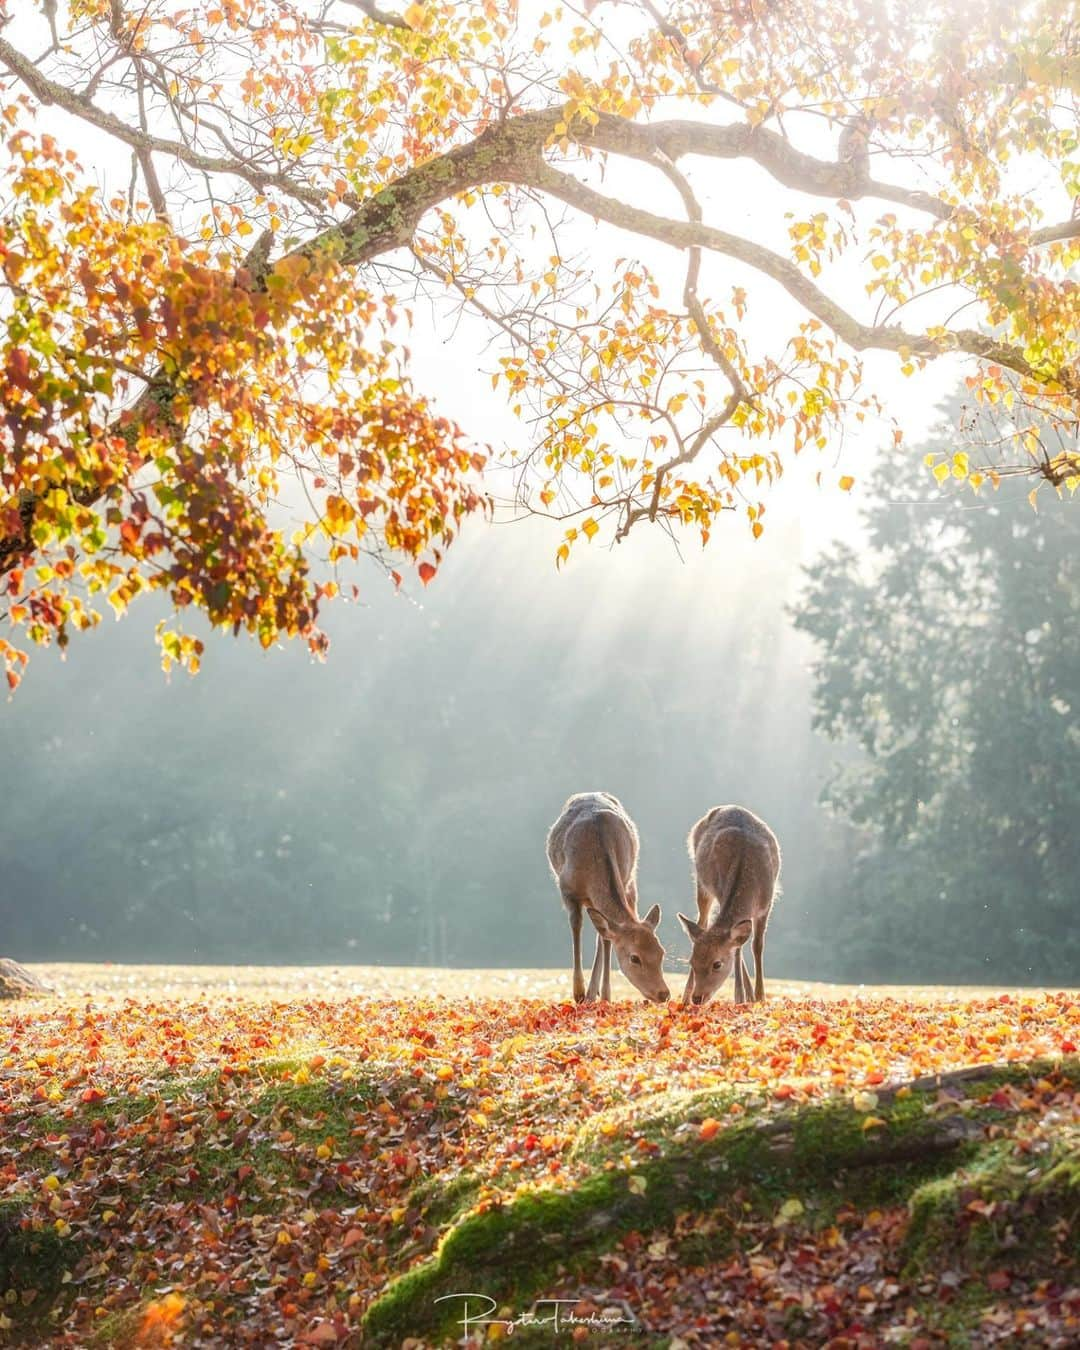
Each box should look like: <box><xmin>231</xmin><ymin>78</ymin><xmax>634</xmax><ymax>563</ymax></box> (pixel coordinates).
<box><xmin>0</xmin><ymin>959</ymin><xmax>53</xmax><ymax>999</ymax></box>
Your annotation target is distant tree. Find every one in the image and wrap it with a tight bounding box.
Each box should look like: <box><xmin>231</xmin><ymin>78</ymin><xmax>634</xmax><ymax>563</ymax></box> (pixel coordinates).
<box><xmin>794</xmin><ymin>394</ymin><xmax>1080</xmax><ymax>982</ymax></box>
<box><xmin>2</xmin><ymin>1</ymin><xmax>1080</xmax><ymax>688</ymax></box>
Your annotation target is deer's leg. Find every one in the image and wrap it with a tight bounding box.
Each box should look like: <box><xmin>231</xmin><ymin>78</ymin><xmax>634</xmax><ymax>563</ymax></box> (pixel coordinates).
<box><xmin>568</xmin><ymin>901</ymin><xmax>586</xmax><ymax>1004</ymax></box>
<box><xmin>739</xmin><ymin>950</ymin><xmax>753</xmax><ymax>1003</ymax></box>
<box><xmin>584</xmin><ymin>927</ymin><xmax>604</xmax><ymax>1003</ymax></box>
<box><xmin>733</xmin><ymin>950</ymin><xmax>745</xmax><ymax>1003</ymax></box>
<box><xmin>600</xmin><ymin>938</ymin><xmax>612</xmax><ymax>1001</ymax></box>
<box><xmin>752</xmin><ymin>922</ymin><xmax>766</xmax><ymax>1002</ymax></box>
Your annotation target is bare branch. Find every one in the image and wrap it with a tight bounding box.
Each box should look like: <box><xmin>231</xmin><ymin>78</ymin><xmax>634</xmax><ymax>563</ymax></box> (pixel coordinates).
<box><xmin>0</xmin><ymin>35</ymin><xmax>327</xmax><ymax>210</ymax></box>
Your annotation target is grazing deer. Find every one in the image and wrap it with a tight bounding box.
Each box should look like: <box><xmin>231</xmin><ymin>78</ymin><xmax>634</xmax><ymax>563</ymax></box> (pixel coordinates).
<box><xmin>679</xmin><ymin>805</ymin><xmax>780</xmax><ymax>1006</ymax></box>
<box><xmin>546</xmin><ymin>792</ymin><xmax>669</xmax><ymax>1004</ymax></box>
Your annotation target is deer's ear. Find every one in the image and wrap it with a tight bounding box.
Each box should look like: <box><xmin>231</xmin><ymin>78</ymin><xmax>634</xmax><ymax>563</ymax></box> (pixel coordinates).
<box><xmin>729</xmin><ymin>918</ymin><xmax>753</xmax><ymax>946</ymax></box>
<box><xmin>642</xmin><ymin>903</ymin><xmax>661</xmax><ymax>930</ymax></box>
<box><xmin>587</xmin><ymin>907</ymin><xmax>617</xmax><ymax>939</ymax></box>
<box><xmin>678</xmin><ymin>913</ymin><xmax>704</xmax><ymax>942</ymax></box>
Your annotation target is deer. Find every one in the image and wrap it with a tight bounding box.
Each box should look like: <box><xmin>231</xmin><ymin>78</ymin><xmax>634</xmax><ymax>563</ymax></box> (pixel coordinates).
<box><xmin>546</xmin><ymin>791</ymin><xmax>670</xmax><ymax>1004</ymax></box>
<box><xmin>679</xmin><ymin>805</ymin><xmax>780</xmax><ymax>1007</ymax></box>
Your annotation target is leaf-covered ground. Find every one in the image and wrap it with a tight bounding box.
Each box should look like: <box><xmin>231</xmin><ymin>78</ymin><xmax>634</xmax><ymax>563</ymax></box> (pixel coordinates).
<box><xmin>1</xmin><ymin>974</ymin><xmax>1078</xmax><ymax>1346</ymax></box>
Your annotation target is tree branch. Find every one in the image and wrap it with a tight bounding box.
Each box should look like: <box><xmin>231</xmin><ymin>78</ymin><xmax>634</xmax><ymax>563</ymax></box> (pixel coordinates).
<box><xmin>584</xmin><ymin>111</ymin><xmax>950</xmax><ymax>219</ymax></box>
<box><xmin>336</xmin><ymin>0</ymin><xmax>410</xmax><ymax>29</ymax></box>
<box><xmin>0</xmin><ymin>117</ymin><xmax>552</xmax><ymax>576</ymax></box>
<box><xmin>2</xmin><ymin>84</ymin><xmax>1076</xmax><ymax>576</ymax></box>
<box><xmin>0</xmin><ymin>36</ymin><xmax>328</xmax><ymax>210</ymax></box>
<box><xmin>527</xmin><ymin>159</ymin><xmax>1078</xmax><ymax>399</ymax></box>
<box><xmin>614</xmin><ymin>150</ymin><xmax>747</xmax><ymax>539</ymax></box>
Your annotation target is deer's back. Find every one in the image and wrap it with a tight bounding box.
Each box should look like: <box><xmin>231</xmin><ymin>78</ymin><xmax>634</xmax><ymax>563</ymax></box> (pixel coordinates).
<box><xmin>547</xmin><ymin>792</ymin><xmax>638</xmax><ymax>902</ymax></box>
<box><xmin>690</xmin><ymin>804</ymin><xmax>781</xmax><ymax>908</ymax></box>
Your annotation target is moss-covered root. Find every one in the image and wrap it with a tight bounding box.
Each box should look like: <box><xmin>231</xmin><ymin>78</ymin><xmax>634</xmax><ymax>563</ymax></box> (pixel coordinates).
<box><xmin>906</xmin><ymin>1132</ymin><xmax>1080</xmax><ymax>1274</ymax></box>
<box><xmin>0</xmin><ymin>1197</ymin><xmax>77</xmax><ymax>1341</ymax></box>
<box><xmin>362</xmin><ymin>1079</ymin><xmax>990</xmax><ymax>1345</ymax></box>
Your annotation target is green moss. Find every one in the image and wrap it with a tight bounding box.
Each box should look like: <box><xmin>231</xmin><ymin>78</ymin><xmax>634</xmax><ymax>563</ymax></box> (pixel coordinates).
<box><xmin>905</xmin><ymin>1126</ymin><xmax>1080</xmax><ymax>1275</ymax></box>
<box><xmin>0</xmin><ymin>1196</ymin><xmax>78</xmax><ymax>1342</ymax></box>
<box><xmin>570</xmin><ymin>1085</ymin><xmax>747</xmax><ymax>1164</ymax></box>
<box><xmin>362</xmin><ymin>1082</ymin><xmax>981</xmax><ymax>1345</ymax></box>
<box><xmin>912</xmin><ymin>1280</ymin><xmax>996</xmax><ymax>1348</ymax></box>
<box><xmin>407</xmin><ymin>1168</ymin><xmax>484</xmax><ymax>1233</ymax></box>
<box><xmin>88</xmin><ymin>1302</ymin><xmax>145</xmax><ymax>1349</ymax></box>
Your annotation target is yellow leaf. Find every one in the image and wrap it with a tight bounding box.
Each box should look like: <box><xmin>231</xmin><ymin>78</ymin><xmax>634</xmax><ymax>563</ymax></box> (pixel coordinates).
<box><xmin>838</xmin><ymin>475</ymin><xmax>855</xmax><ymax>491</ymax></box>
<box><xmin>628</xmin><ymin>1174</ymin><xmax>647</xmax><ymax>1195</ymax></box>
<box><xmin>582</xmin><ymin>517</ymin><xmax>599</xmax><ymax>540</ymax></box>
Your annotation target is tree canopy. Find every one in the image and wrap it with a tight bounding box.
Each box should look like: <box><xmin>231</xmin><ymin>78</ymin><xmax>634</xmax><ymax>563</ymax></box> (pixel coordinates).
<box><xmin>2</xmin><ymin>0</ymin><xmax>1079</xmax><ymax>686</ymax></box>
<box><xmin>794</xmin><ymin>391</ymin><xmax>1080</xmax><ymax>982</ymax></box>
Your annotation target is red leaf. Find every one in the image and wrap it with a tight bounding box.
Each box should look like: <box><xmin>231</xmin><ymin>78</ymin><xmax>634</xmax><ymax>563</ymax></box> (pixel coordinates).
<box><xmin>418</xmin><ymin>562</ymin><xmax>436</xmax><ymax>586</ymax></box>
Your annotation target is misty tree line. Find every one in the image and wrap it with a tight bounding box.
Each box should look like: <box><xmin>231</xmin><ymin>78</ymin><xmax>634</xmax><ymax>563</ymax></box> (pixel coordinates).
<box><xmin>2</xmin><ymin>388</ymin><xmax>1077</xmax><ymax>983</ymax></box>
<box><xmin>797</xmin><ymin>392</ymin><xmax>1080</xmax><ymax>983</ymax></box>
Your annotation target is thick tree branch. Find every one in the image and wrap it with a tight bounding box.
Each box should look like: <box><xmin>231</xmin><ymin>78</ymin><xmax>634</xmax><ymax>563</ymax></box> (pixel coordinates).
<box><xmin>1031</xmin><ymin>216</ymin><xmax>1080</xmax><ymax>247</ymax></box>
<box><xmin>0</xmin><ymin>36</ymin><xmax>955</xmax><ymax>227</ymax></box>
<box><xmin>336</xmin><ymin>0</ymin><xmax>410</xmax><ymax>28</ymax></box>
<box><xmin>2</xmin><ymin>86</ymin><xmax>1076</xmax><ymax>576</ymax></box>
<box><xmin>13</xmin><ymin>34</ymin><xmax>1074</xmax><ymax>253</ymax></box>
<box><xmin>528</xmin><ymin>159</ymin><xmax>1079</xmax><ymax>399</ymax></box>
<box><xmin>0</xmin><ymin>118</ymin><xmax>549</xmax><ymax>576</ymax></box>
<box><xmin>584</xmin><ymin>112</ymin><xmax>950</xmax><ymax>219</ymax></box>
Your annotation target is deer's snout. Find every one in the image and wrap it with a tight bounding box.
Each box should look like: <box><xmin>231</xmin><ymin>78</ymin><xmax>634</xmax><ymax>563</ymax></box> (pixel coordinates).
<box><xmin>656</xmin><ymin>988</ymin><xmax>670</xmax><ymax>1002</ymax></box>
<box><xmin>692</xmin><ymin>993</ymin><xmax>706</xmax><ymax>1005</ymax></box>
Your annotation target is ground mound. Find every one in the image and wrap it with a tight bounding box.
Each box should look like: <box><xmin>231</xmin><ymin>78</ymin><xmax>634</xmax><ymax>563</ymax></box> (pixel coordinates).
<box><xmin>0</xmin><ymin>982</ymin><xmax>1077</xmax><ymax>1344</ymax></box>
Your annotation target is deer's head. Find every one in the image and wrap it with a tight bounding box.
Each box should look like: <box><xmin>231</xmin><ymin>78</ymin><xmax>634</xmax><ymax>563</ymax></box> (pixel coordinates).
<box><xmin>587</xmin><ymin>904</ymin><xmax>669</xmax><ymax>1002</ymax></box>
<box><xmin>678</xmin><ymin>914</ymin><xmax>753</xmax><ymax>1005</ymax></box>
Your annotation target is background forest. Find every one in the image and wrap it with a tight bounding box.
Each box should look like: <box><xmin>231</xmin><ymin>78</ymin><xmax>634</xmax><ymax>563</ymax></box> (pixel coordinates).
<box><xmin>4</xmin><ymin>389</ymin><xmax>1077</xmax><ymax>984</ymax></box>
